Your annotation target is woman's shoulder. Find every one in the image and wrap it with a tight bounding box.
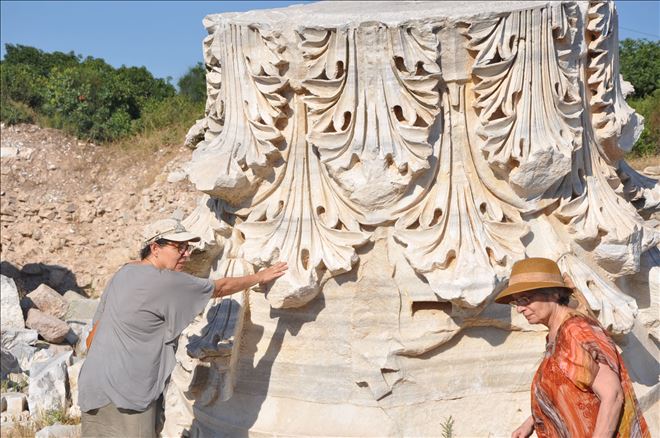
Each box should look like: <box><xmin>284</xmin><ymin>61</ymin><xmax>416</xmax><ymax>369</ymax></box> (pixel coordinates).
<box><xmin>560</xmin><ymin>313</ymin><xmax>612</xmax><ymax>345</ymax></box>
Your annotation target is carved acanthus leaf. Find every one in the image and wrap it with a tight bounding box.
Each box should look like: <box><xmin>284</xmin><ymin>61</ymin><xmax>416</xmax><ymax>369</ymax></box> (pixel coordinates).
<box><xmin>617</xmin><ymin>161</ymin><xmax>660</xmax><ymax>216</ymax></box>
<box><xmin>182</xmin><ymin>195</ymin><xmax>232</xmax><ymax>250</ymax></box>
<box><xmin>558</xmin><ymin>254</ymin><xmax>637</xmax><ymax>334</ymax></box>
<box><xmin>586</xmin><ymin>1</ymin><xmax>644</xmax><ymax>160</ymax></box>
<box><xmin>549</xmin><ymin>1</ymin><xmax>658</xmax><ymax>277</ymax></box>
<box><xmin>236</xmin><ymin>100</ymin><xmax>370</xmax><ymax>308</ymax></box>
<box><xmin>301</xmin><ymin>23</ymin><xmax>442</xmax><ymax>210</ymax></box>
<box><xmin>555</xmin><ymin>144</ymin><xmax>658</xmax><ymax>276</ymax></box>
<box><xmin>467</xmin><ymin>3</ymin><xmax>582</xmax><ymax>199</ymax></box>
<box><xmin>187</xmin><ymin>23</ymin><xmax>289</xmax><ymax>204</ymax></box>
<box><xmin>394</xmin><ymin>91</ymin><xmax>529</xmax><ymax>307</ymax></box>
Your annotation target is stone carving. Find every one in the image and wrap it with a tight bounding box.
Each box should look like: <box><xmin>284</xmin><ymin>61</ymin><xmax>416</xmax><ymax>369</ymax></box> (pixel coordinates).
<box><xmin>172</xmin><ymin>1</ymin><xmax>659</xmax><ymax>435</ymax></box>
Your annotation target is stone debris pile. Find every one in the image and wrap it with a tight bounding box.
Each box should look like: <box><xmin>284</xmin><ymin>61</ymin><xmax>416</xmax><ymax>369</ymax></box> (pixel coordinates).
<box><xmin>0</xmin><ymin>122</ymin><xmax>201</xmax><ymax>437</ymax></box>
<box><xmin>1</xmin><ymin>274</ymin><xmax>94</xmax><ymax>436</ymax></box>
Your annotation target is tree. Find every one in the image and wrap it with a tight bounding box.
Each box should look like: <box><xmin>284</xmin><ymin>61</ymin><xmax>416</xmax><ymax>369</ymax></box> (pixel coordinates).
<box><xmin>619</xmin><ymin>39</ymin><xmax>660</xmax><ymax>98</ymax></box>
<box><xmin>618</xmin><ymin>39</ymin><xmax>660</xmax><ymax>156</ymax></box>
<box><xmin>4</xmin><ymin>44</ymin><xmax>80</xmax><ymax>76</ymax></box>
<box><xmin>178</xmin><ymin>63</ymin><xmax>207</xmax><ymax>103</ymax></box>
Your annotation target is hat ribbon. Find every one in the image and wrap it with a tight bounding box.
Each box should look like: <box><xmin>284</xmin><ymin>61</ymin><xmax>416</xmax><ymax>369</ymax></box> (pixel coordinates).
<box><xmin>509</xmin><ymin>272</ymin><xmax>564</xmax><ymax>285</ymax></box>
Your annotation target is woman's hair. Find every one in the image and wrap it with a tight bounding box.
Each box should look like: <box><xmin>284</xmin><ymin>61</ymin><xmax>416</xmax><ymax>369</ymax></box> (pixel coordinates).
<box><xmin>539</xmin><ymin>287</ymin><xmax>571</xmax><ymax>305</ymax></box>
<box><xmin>139</xmin><ymin>238</ymin><xmax>169</xmax><ymax>260</ymax></box>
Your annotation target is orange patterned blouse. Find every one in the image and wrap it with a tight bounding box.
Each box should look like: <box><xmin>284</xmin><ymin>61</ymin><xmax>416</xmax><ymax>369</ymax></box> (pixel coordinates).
<box><xmin>531</xmin><ymin>314</ymin><xmax>650</xmax><ymax>438</ymax></box>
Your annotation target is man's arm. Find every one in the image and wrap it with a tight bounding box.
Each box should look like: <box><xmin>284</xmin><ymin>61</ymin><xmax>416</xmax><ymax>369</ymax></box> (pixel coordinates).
<box><xmin>213</xmin><ymin>261</ymin><xmax>287</xmax><ymax>298</ymax></box>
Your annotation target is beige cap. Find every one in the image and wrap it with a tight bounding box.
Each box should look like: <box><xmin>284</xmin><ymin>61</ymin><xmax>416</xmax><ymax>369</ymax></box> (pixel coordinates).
<box><xmin>143</xmin><ymin>218</ymin><xmax>200</xmax><ymax>245</ymax></box>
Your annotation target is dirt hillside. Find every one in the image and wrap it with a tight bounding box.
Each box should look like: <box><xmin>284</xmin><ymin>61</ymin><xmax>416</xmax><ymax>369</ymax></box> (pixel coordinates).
<box><xmin>0</xmin><ymin>123</ymin><xmax>200</xmax><ymax>297</ymax></box>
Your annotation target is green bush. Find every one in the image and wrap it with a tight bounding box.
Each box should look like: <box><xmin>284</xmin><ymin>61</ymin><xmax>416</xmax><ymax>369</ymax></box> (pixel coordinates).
<box><xmin>0</xmin><ymin>98</ymin><xmax>35</xmax><ymax>124</ymax></box>
<box><xmin>4</xmin><ymin>44</ymin><xmax>79</xmax><ymax>76</ymax></box>
<box><xmin>1</xmin><ymin>44</ymin><xmax>177</xmax><ymax>141</ymax></box>
<box><xmin>39</xmin><ymin>57</ymin><xmax>176</xmax><ymax>141</ymax></box>
<box><xmin>619</xmin><ymin>39</ymin><xmax>659</xmax><ymax>157</ymax></box>
<box><xmin>619</xmin><ymin>39</ymin><xmax>660</xmax><ymax>99</ymax></box>
<box><xmin>0</xmin><ymin>62</ymin><xmax>47</xmax><ymax>108</ymax></box>
<box><xmin>178</xmin><ymin>62</ymin><xmax>207</xmax><ymax>103</ymax></box>
<box><xmin>628</xmin><ymin>90</ymin><xmax>660</xmax><ymax>157</ymax></box>
<box><xmin>137</xmin><ymin>95</ymin><xmax>204</xmax><ymax>133</ymax></box>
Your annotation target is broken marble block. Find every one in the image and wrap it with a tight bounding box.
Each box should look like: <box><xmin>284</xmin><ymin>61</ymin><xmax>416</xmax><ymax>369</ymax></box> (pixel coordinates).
<box><xmin>28</xmin><ymin>351</ymin><xmax>72</xmax><ymax>417</ymax></box>
<box><xmin>26</xmin><ymin>309</ymin><xmax>70</xmax><ymax>344</ymax></box>
<box><xmin>1</xmin><ymin>329</ymin><xmax>38</xmax><ymax>371</ymax></box>
<box><xmin>26</xmin><ymin>284</ymin><xmax>68</xmax><ymax>320</ymax></box>
<box><xmin>1</xmin><ymin>275</ymin><xmax>24</xmax><ymax>330</ymax></box>
<box><xmin>1</xmin><ymin>392</ymin><xmax>27</xmax><ymax>419</ymax></box>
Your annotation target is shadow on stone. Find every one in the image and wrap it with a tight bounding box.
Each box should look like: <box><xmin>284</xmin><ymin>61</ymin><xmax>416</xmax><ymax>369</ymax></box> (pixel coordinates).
<box><xmin>1</xmin><ymin>260</ymin><xmax>85</xmax><ymax>296</ymax></box>
<box><xmin>183</xmin><ymin>293</ymin><xmax>325</xmax><ymax>437</ymax></box>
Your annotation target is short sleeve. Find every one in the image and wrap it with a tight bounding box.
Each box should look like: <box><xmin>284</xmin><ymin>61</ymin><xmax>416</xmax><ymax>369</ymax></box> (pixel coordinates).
<box><xmin>158</xmin><ymin>271</ymin><xmax>214</xmax><ymax>343</ymax></box>
<box><xmin>556</xmin><ymin>316</ymin><xmax>620</xmax><ymax>391</ymax></box>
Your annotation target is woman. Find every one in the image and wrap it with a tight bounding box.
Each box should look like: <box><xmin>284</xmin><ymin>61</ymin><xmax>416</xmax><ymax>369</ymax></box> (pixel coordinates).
<box><xmin>495</xmin><ymin>257</ymin><xmax>649</xmax><ymax>438</ymax></box>
<box><xmin>78</xmin><ymin>218</ymin><xmax>287</xmax><ymax>437</ymax></box>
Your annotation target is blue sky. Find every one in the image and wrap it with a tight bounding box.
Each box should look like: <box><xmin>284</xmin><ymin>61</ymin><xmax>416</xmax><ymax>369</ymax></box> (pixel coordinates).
<box><xmin>1</xmin><ymin>1</ymin><xmax>658</xmax><ymax>84</ymax></box>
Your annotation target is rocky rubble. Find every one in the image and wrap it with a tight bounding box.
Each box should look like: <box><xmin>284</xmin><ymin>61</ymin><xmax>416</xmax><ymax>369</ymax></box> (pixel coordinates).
<box><xmin>0</xmin><ymin>123</ymin><xmax>200</xmax><ymax>297</ymax></box>
<box><xmin>0</xmin><ymin>273</ymin><xmax>94</xmax><ymax>436</ymax></box>
<box><xmin>0</xmin><ymin>123</ymin><xmax>201</xmax><ymax>436</ymax></box>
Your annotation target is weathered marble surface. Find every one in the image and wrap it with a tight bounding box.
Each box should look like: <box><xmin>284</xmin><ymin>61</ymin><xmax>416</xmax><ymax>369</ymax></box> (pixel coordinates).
<box><xmin>165</xmin><ymin>1</ymin><xmax>660</xmax><ymax>436</ymax></box>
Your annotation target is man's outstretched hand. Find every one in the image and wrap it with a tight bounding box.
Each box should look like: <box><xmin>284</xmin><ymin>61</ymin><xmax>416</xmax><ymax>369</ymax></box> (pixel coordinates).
<box><xmin>257</xmin><ymin>261</ymin><xmax>288</xmax><ymax>286</ymax></box>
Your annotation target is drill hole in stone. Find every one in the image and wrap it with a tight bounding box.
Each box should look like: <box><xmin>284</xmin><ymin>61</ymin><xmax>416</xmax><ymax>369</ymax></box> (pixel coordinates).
<box><xmin>393</xmin><ymin>105</ymin><xmax>406</xmax><ymax>122</ymax></box>
<box><xmin>335</xmin><ymin>61</ymin><xmax>345</xmax><ymax>78</ymax></box>
<box><xmin>341</xmin><ymin>111</ymin><xmax>352</xmax><ymax>130</ymax></box>
<box><xmin>300</xmin><ymin>249</ymin><xmax>310</xmax><ymax>270</ymax></box>
<box><xmin>411</xmin><ymin>301</ymin><xmax>452</xmax><ymax>316</ymax></box>
<box><xmin>429</xmin><ymin>208</ymin><xmax>443</xmax><ymax>226</ymax></box>
<box><xmin>394</xmin><ymin>56</ymin><xmax>408</xmax><ymax>73</ymax></box>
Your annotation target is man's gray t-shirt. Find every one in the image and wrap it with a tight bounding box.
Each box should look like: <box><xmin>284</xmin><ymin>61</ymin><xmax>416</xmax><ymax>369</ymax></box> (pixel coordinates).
<box><xmin>79</xmin><ymin>264</ymin><xmax>213</xmax><ymax>412</ymax></box>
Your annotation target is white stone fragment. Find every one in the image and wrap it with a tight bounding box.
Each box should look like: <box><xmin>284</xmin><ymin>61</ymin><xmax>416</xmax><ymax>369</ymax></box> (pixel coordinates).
<box><xmin>1</xmin><ymin>329</ymin><xmax>38</xmax><ymax>371</ymax></box>
<box><xmin>0</xmin><ymin>147</ymin><xmax>19</xmax><ymax>158</ymax></box>
<box><xmin>1</xmin><ymin>275</ymin><xmax>24</xmax><ymax>330</ymax></box>
<box><xmin>1</xmin><ymin>392</ymin><xmax>27</xmax><ymax>417</ymax></box>
<box><xmin>35</xmin><ymin>423</ymin><xmax>80</xmax><ymax>438</ymax></box>
<box><xmin>167</xmin><ymin>170</ymin><xmax>187</xmax><ymax>183</ymax></box>
<box><xmin>66</xmin><ymin>359</ymin><xmax>84</xmax><ymax>420</ymax></box>
<box><xmin>27</xmin><ymin>351</ymin><xmax>72</xmax><ymax>416</ymax></box>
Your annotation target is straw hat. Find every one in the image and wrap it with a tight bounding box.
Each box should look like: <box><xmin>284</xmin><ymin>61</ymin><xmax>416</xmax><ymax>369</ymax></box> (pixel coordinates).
<box><xmin>494</xmin><ymin>257</ymin><xmax>571</xmax><ymax>304</ymax></box>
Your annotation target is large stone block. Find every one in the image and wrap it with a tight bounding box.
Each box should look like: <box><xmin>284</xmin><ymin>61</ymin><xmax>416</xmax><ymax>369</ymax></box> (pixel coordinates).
<box><xmin>171</xmin><ymin>0</ymin><xmax>659</xmax><ymax>435</ymax></box>
<box><xmin>26</xmin><ymin>309</ymin><xmax>70</xmax><ymax>344</ymax></box>
<box><xmin>27</xmin><ymin>351</ymin><xmax>72</xmax><ymax>417</ymax></box>
<box><xmin>63</xmin><ymin>297</ymin><xmax>98</xmax><ymax>322</ymax></box>
<box><xmin>26</xmin><ymin>284</ymin><xmax>68</xmax><ymax>320</ymax></box>
<box><xmin>1</xmin><ymin>275</ymin><xmax>24</xmax><ymax>330</ymax></box>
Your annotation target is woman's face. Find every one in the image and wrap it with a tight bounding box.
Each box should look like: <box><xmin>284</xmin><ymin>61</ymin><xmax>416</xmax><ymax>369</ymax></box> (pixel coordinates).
<box><xmin>511</xmin><ymin>290</ymin><xmax>558</xmax><ymax>326</ymax></box>
<box><xmin>151</xmin><ymin>241</ymin><xmax>191</xmax><ymax>271</ymax></box>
